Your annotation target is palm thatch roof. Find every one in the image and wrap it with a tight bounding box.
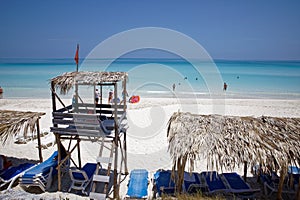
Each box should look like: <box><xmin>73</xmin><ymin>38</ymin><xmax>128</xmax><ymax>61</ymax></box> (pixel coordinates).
<box><xmin>167</xmin><ymin>112</ymin><xmax>300</xmax><ymax>172</ymax></box>
<box><xmin>0</xmin><ymin>110</ymin><xmax>46</xmax><ymax>145</ymax></box>
<box><xmin>167</xmin><ymin>112</ymin><xmax>300</xmax><ymax>195</ymax></box>
<box><xmin>51</xmin><ymin>71</ymin><xmax>128</xmax><ymax>95</ymax></box>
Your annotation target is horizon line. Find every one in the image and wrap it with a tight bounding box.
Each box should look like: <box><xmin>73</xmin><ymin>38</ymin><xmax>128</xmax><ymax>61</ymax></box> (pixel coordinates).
<box><xmin>0</xmin><ymin>57</ymin><xmax>300</xmax><ymax>62</ymax></box>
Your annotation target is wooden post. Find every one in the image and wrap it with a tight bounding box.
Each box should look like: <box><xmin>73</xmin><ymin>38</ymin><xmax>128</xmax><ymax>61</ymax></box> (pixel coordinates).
<box><xmin>74</xmin><ymin>83</ymin><xmax>79</xmax><ymax>113</ymax></box>
<box><xmin>51</xmin><ymin>81</ymin><xmax>61</xmax><ymax>190</ymax></box>
<box><xmin>124</xmin><ymin>131</ymin><xmax>128</xmax><ymax>175</ymax></box>
<box><xmin>77</xmin><ymin>136</ymin><xmax>81</xmax><ymax>168</ymax></box>
<box><xmin>277</xmin><ymin>166</ymin><xmax>287</xmax><ymax>200</ymax></box>
<box><xmin>296</xmin><ymin>178</ymin><xmax>300</xmax><ymax>200</ymax></box>
<box><xmin>243</xmin><ymin>161</ymin><xmax>247</xmax><ymax>182</ymax></box>
<box><xmin>113</xmin><ymin>82</ymin><xmax>119</xmax><ymax>199</ymax></box>
<box><xmin>51</xmin><ymin>81</ymin><xmax>56</xmax><ymax>113</ymax></box>
<box><xmin>123</xmin><ymin>79</ymin><xmax>127</xmax><ymax>107</ymax></box>
<box><xmin>100</xmin><ymin>85</ymin><xmax>103</xmax><ymax>104</ymax></box>
<box><xmin>36</xmin><ymin>119</ymin><xmax>43</xmax><ymax>162</ymax></box>
<box><xmin>176</xmin><ymin>155</ymin><xmax>187</xmax><ymax>194</ymax></box>
<box><xmin>123</xmin><ymin>79</ymin><xmax>128</xmax><ymax>175</ymax></box>
<box><xmin>56</xmin><ymin>134</ymin><xmax>62</xmax><ymax>191</ymax></box>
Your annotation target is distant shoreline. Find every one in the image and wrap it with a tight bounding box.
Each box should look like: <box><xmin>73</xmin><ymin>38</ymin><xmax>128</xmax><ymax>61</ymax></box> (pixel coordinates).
<box><xmin>1</xmin><ymin>91</ymin><xmax>300</xmax><ymax>100</ymax></box>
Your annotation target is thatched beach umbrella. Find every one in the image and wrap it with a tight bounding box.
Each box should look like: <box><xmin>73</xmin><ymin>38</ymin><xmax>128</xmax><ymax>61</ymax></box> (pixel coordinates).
<box><xmin>167</xmin><ymin>112</ymin><xmax>300</xmax><ymax>198</ymax></box>
<box><xmin>0</xmin><ymin>110</ymin><xmax>46</xmax><ymax>161</ymax></box>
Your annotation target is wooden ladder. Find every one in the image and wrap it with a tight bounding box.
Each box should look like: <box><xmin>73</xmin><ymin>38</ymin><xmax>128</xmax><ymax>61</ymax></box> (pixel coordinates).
<box><xmin>89</xmin><ymin>137</ymin><xmax>115</xmax><ymax>200</ymax></box>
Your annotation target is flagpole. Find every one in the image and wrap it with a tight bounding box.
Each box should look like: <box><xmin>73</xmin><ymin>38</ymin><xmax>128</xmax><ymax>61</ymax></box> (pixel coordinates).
<box><xmin>73</xmin><ymin>44</ymin><xmax>79</xmax><ymax>107</ymax></box>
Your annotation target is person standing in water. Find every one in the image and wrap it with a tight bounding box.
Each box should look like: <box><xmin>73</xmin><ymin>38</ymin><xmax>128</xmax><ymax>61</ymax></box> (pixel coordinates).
<box><xmin>223</xmin><ymin>82</ymin><xmax>228</xmax><ymax>91</ymax></box>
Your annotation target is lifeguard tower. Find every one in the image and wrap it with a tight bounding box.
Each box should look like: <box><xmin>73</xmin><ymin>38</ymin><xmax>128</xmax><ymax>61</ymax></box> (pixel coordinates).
<box><xmin>50</xmin><ymin>71</ymin><xmax>128</xmax><ymax>199</ymax></box>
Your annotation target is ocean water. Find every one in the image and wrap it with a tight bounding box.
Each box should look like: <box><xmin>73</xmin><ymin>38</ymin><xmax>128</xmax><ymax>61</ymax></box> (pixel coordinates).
<box><xmin>0</xmin><ymin>58</ymin><xmax>299</xmax><ymax>100</ymax></box>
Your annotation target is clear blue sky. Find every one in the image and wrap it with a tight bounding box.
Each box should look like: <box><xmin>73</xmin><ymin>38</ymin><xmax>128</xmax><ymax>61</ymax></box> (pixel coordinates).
<box><xmin>0</xmin><ymin>0</ymin><xmax>299</xmax><ymax>60</ymax></box>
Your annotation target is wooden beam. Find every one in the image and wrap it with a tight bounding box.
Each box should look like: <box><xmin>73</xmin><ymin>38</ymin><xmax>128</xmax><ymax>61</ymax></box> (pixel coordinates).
<box><xmin>276</xmin><ymin>166</ymin><xmax>287</xmax><ymax>200</ymax></box>
<box><xmin>77</xmin><ymin>136</ymin><xmax>81</xmax><ymax>169</ymax></box>
<box><xmin>123</xmin><ymin>78</ymin><xmax>128</xmax><ymax>174</ymax></box>
<box><xmin>56</xmin><ymin>134</ymin><xmax>62</xmax><ymax>191</ymax></box>
<box><xmin>296</xmin><ymin>178</ymin><xmax>300</xmax><ymax>200</ymax></box>
<box><xmin>36</xmin><ymin>119</ymin><xmax>43</xmax><ymax>162</ymax></box>
<box><xmin>124</xmin><ymin>131</ymin><xmax>128</xmax><ymax>175</ymax></box>
<box><xmin>113</xmin><ymin>82</ymin><xmax>119</xmax><ymax>199</ymax></box>
<box><xmin>51</xmin><ymin>81</ymin><xmax>56</xmax><ymax>113</ymax></box>
<box><xmin>243</xmin><ymin>161</ymin><xmax>247</xmax><ymax>182</ymax></box>
<box><xmin>56</xmin><ymin>142</ymin><xmax>77</xmax><ymax>170</ymax></box>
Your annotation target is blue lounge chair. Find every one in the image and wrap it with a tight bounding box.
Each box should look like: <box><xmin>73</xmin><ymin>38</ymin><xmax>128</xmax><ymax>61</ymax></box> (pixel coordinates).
<box><xmin>288</xmin><ymin>166</ymin><xmax>300</xmax><ymax>188</ymax></box>
<box><xmin>19</xmin><ymin>151</ymin><xmax>58</xmax><ymax>192</ymax></box>
<box><xmin>260</xmin><ymin>173</ymin><xmax>296</xmax><ymax>199</ymax></box>
<box><xmin>0</xmin><ymin>163</ymin><xmax>35</xmax><ymax>191</ymax></box>
<box><xmin>126</xmin><ymin>169</ymin><xmax>148</xmax><ymax>199</ymax></box>
<box><xmin>222</xmin><ymin>172</ymin><xmax>260</xmax><ymax>199</ymax></box>
<box><xmin>200</xmin><ymin>171</ymin><xmax>228</xmax><ymax>195</ymax></box>
<box><xmin>68</xmin><ymin>163</ymin><xmax>97</xmax><ymax>195</ymax></box>
<box><xmin>288</xmin><ymin>166</ymin><xmax>300</xmax><ymax>174</ymax></box>
<box><xmin>153</xmin><ymin>170</ymin><xmax>176</xmax><ymax>197</ymax></box>
<box><xmin>183</xmin><ymin>172</ymin><xmax>202</xmax><ymax>194</ymax></box>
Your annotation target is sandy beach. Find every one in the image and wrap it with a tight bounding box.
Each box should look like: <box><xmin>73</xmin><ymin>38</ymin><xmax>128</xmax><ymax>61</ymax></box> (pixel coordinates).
<box><xmin>0</xmin><ymin>97</ymin><xmax>299</xmax><ymax>199</ymax></box>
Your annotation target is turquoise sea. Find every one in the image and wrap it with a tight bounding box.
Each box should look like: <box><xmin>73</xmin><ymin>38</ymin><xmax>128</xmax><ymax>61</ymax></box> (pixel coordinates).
<box><xmin>0</xmin><ymin>58</ymin><xmax>299</xmax><ymax>99</ymax></box>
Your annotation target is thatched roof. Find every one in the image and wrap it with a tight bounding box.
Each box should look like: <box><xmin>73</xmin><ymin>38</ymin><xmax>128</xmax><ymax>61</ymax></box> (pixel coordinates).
<box><xmin>167</xmin><ymin>112</ymin><xmax>300</xmax><ymax>172</ymax></box>
<box><xmin>51</xmin><ymin>71</ymin><xmax>128</xmax><ymax>95</ymax></box>
<box><xmin>0</xmin><ymin>110</ymin><xmax>45</xmax><ymax>145</ymax></box>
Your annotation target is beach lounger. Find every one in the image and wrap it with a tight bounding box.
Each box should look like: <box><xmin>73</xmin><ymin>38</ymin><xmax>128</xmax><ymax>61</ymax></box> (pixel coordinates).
<box><xmin>153</xmin><ymin>170</ymin><xmax>176</xmax><ymax>197</ymax></box>
<box><xmin>0</xmin><ymin>163</ymin><xmax>35</xmax><ymax>192</ymax></box>
<box><xmin>19</xmin><ymin>151</ymin><xmax>58</xmax><ymax>192</ymax></box>
<box><xmin>200</xmin><ymin>171</ymin><xmax>228</xmax><ymax>195</ymax></box>
<box><xmin>183</xmin><ymin>172</ymin><xmax>202</xmax><ymax>194</ymax></box>
<box><xmin>260</xmin><ymin>173</ymin><xmax>296</xmax><ymax>199</ymax></box>
<box><xmin>100</xmin><ymin>112</ymin><xmax>128</xmax><ymax>135</ymax></box>
<box><xmin>221</xmin><ymin>172</ymin><xmax>260</xmax><ymax>199</ymax></box>
<box><xmin>288</xmin><ymin>166</ymin><xmax>300</xmax><ymax>175</ymax></box>
<box><xmin>288</xmin><ymin>166</ymin><xmax>300</xmax><ymax>189</ymax></box>
<box><xmin>68</xmin><ymin>163</ymin><xmax>97</xmax><ymax>195</ymax></box>
<box><xmin>126</xmin><ymin>169</ymin><xmax>148</xmax><ymax>199</ymax></box>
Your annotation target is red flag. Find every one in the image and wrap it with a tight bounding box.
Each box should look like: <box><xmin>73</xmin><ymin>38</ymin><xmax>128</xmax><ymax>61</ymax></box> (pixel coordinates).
<box><xmin>74</xmin><ymin>44</ymin><xmax>79</xmax><ymax>65</ymax></box>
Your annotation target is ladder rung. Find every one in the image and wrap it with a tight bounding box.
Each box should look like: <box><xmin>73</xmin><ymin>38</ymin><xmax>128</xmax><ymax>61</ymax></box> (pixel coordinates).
<box><xmin>89</xmin><ymin>192</ymin><xmax>106</xmax><ymax>200</ymax></box>
<box><xmin>93</xmin><ymin>175</ymin><xmax>110</xmax><ymax>183</ymax></box>
<box><xmin>97</xmin><ymin>156</ymin><xmax>112</xmax><ymax>164</ymax></box>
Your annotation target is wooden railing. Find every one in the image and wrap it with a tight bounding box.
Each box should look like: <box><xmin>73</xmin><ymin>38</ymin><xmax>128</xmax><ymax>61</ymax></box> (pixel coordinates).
<box><xmin>50</xmin><ymin>103</ymin><xmax>126</xmax><ymax>137</ymax></box>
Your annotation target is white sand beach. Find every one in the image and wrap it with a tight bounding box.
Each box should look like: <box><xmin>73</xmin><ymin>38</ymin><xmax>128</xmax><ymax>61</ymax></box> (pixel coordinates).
<box><xmin>0</xmin><ymin>97</ymin><xmax>299</xmax><ymax>199</ymax></box>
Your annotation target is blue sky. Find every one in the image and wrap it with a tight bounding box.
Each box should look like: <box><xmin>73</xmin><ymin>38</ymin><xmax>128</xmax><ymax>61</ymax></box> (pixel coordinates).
<box><xmin>0</xmin><ymin>0</ymin><xmax>299</xmax><ymax>60</ymax></box>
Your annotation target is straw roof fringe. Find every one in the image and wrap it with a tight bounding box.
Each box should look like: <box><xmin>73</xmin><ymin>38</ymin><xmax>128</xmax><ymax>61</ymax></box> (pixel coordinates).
<box><xmin>51</xmin><ymin>71</ymin><xmax>128</xmax><ymax>95</ymax></box>
<box><xmin>167</xmin><ymin>112</ymin><xmax>300</xmax><ymax>173</ymax></box>
<box><xmin>0</xmin><ymin>110</ymin><xmax>45</xmax><ymax>145</ymax></box>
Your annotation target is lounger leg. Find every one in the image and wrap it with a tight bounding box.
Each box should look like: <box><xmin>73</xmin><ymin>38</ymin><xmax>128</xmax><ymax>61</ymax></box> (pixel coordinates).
<box><xmin>46</xmin><ymin>167</ymin><xmax>54</xmax><ymax>190</ymax></box>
